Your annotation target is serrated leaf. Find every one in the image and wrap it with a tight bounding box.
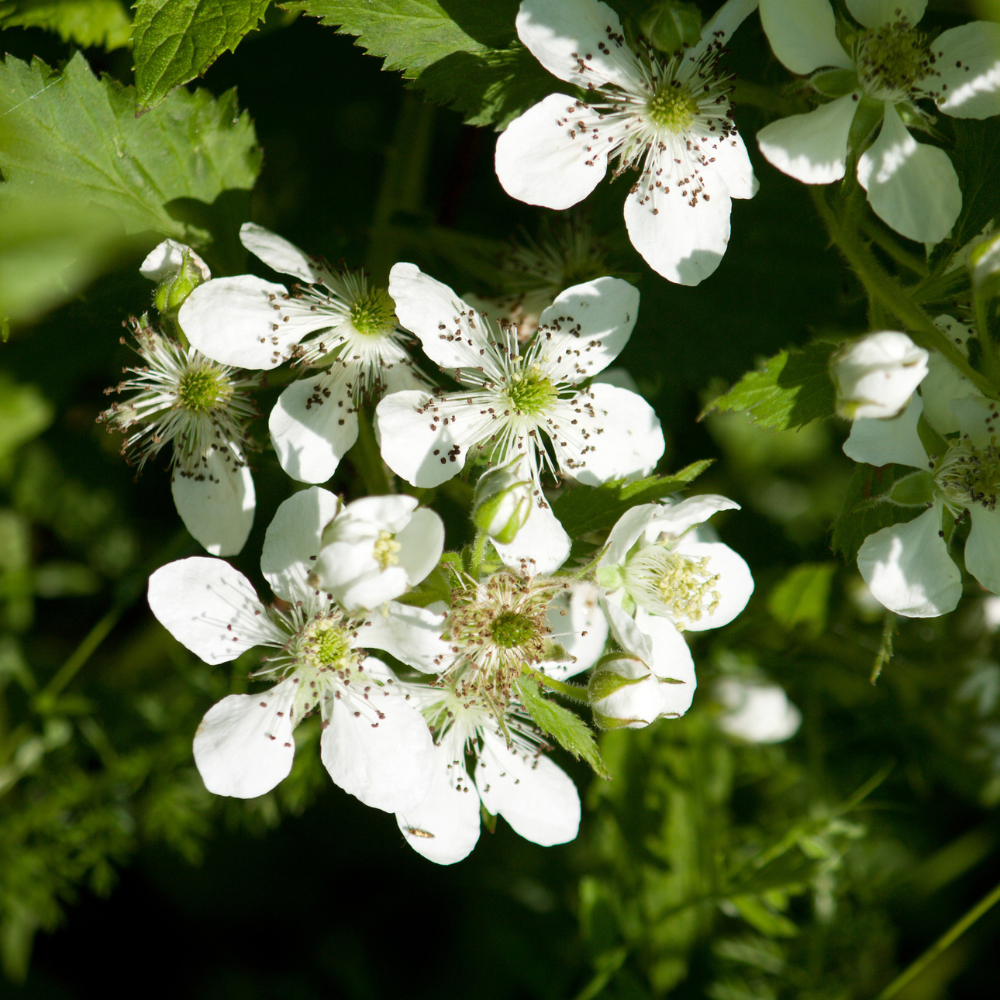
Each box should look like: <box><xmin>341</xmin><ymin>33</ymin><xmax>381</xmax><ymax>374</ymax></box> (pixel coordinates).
<box><xmin>767</xmin><ymin>563</ymin><xmax>836</xmax><ymax>637</ymax></box>
<box><xmin>0</xmin><ymin>52</ymin><xmax>260</xmax><ymax>252</ymax></box>
<box><xmin>517</xmin><ymin>675</ymin><xmax>610</xmax><ymax>780</ymax></box>
<box><xmin>285</xmin><ymin>0</ymin><xmax>555</xmax><ymax>128</ymax></box>
<box><xmin>0</xmin><ymin>0</ymin><xmax>131</xmax><ymax>49</ymax></box>
<box><xmin>704</xmin><ymin>343</ymin><xmax>838</xmax><ymax>431</ymax></box>
<box><xmin>830</xmin><ymin>463</ymin><xmax>924</xmax><ymax>562</ymax></box>
<box><xmin>551</xmin><ymin>460</ymin><xmax>712</xmax><ymax>539</ymax></box>
<box><xmin>132</xmin><ymin>0</ymin><xmax>271</xmax><ymax>113</ymax></box>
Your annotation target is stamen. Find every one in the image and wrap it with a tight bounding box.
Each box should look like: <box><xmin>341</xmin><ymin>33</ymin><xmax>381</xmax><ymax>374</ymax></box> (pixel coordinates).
<box><xmin>624</xmin><ymin>544</ymin><xmax>721</xmax><ymax>627</ymax></box>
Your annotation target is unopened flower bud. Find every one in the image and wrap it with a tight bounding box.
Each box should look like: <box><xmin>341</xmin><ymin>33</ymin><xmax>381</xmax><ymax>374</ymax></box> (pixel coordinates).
<box><xmin>141</xmin><ymin>239</ymin><xmax>211</xmax><ymax>317</ymax></box>
<box><xmin>589</xmin><ymin>652</ymin><xmax>669</xmax><ymax>730</ymax></box>
<box><xmin>641</xmin><ymin>0</ymin><xmax>702</xmax><ymax>53</ymax></box>
<box><xmin>473</xmin><ymin>462</ymin><xmax>533</xmax><ymax>544</ymax></box>
<box><xmin>832</xmin><ymin>331</ymin><xmax>929</xmax><ymax>420</ymax></box>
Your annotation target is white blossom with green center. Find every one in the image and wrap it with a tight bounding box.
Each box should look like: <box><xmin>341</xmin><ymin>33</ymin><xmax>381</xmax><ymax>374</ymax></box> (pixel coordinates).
<box><xmin>494</xmin><ymin>0</ymin><xmax>758</xmax><ymax>286</ymax></box>
<box><xmin>309</xmin><ymin>494</ymin><xmax>445</xmax><ymax>612</ymax></box>
<box><xmin>99</xmin><ymin>243</ymin><xmax>259</xmax><ymax>558</ymax></box>
<box><xmin>758</xmin><ymin>0</ymin><xmax>1000</xmax><ymax>243</ymax></box>
<box><xmin>844</xmin><ymin>392</ymin><xmax>1000</xmax><ymax>617</ymax></box>
<box><xmin>178</xmin><ymin>223</ymin><xmax>424</xmax><ymax>484</ymax></box>
<box><xmin>376</xmin><ymin>263</ymin><xmax>662</xmax><ymax>573</ymax></box>
<box><xmin>146</xmin><ymin>487</ymin><xmax>448</xmax><ymax>810</ymax></box>
<box><xmin>391</xmin><ymin>580</ymin><xmax>607</xmax><ymax>865</ymax></box>
<box><xmin>596</xmin><ymin>496</ymin><xmax>754</xmax><ymax>719</ymax></box>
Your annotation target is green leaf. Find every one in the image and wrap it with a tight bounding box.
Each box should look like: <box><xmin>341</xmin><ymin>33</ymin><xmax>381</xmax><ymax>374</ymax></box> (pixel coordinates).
<box><xmin>831</xmin><ymin>462</ymin><xmax>925</xmax><ymax>562</ymax></box>
<box><xmin>0</xmin><ymin>375</ymin><xmax>53</xmax><ymax>467</ymax></box>
<box><xmin>132</xmin><ymin>0</ymin><xmax>271</xmax><ymax>113</ymax></box>
<box><xmin>728</xmin><ymin>896</ymin><xmax>799</xmax><ymax>938</ymax></box>
<box><xmin>703</xmin><ymin>343</ymin><xmax>838</xmax><ymax>431</ymax></box>
<box><xmin>0</xmin><ymin>0</ymin><xmax>132</xmax><ymax>50</ymax></box>
<box><xmin>551</xmin><ymin>460</ymin><xmax>713</xmax><ymax>539</ymax></box>
<box><xmin>767</xmin><ymin>563</ymin><xmax>836</xmax><ymax>638</ymax></box>
<box><xmin>949</xmin><ymin>117</ymin><xmax>1000</xmax><ymax>251</ymax></box>
<box><xmin>0</xmin><ymin>198</ymin><xmax>127</xmax><ymax>326</ymax></box>
<box><xmin>0</xmin><ymin>52</ymin><xmax>260</xmax><ymax>254</ymax></box>
<box><xmin>285</xmin><ymin>0</ymin><xmax>555</xmax><ymax>128</ymax></box>
<box><xmin>517</xmin><ymin>675</ymin><xmax>610</xmax><ymax>780</ymax></box>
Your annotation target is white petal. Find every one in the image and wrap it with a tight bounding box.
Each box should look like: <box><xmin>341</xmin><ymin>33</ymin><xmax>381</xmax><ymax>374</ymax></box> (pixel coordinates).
<box><xmin>140</xmin><ymin>239</ymin><xmax>210</xmax><ymax>283</ymax></box>
<box><xmin>602</xmin><ymin>504</ymin><xmax>662</xmax><ymax>567</ymax></box>
<box><xmin>966</xmin><ymin>506</ymin><xmax>1000</xmax><ymax>597</ymax></box>
<box><xmin>171</xmin><ymin>446</ymin><xmax>254</xmax><ymax>557</ymax></box>
<box><xmin>491</xmin><ymin>498</ymin><xmax>571</xmax><ymax>576</ymax></box>
<box><xmin>715</xmin><ymin>679</ymin><xmax>802</xmax><ymax>743</ymax></box>
<box><xmin>333</xmin><ymin>495</ymin><xmax>420</xmax><ymax>534</ymax></box>
<box><xmin>757</xmin><ymin>93</ymin><xmax>857</xmax><ymax>185</ymax></box>
<box><xmin>269</xmin><ymin>371</ymin><xmax>359</xmax><ymax>484</ymax></box>
<box><xmin>239</xmin><ymin>222</ymin><xmax>330</xmax><ymax>284</ymax></box>
<box><xmin>931</xmin><ymin>23</ymin><xmax>1000</xmax><ymax>120</ymax></box>
<box><xmin>360</xmin><ymin>602</ymin><xmax>451</xmax><ymax>673</ymax></box>
<box><xmin>323</xmin><ymin>550</ymin><xmax>408</xmax><ymax>611</ymax></box>
<box><xmin>495</xmin><ymin>94</ymin><xmax>610</xmax><ymax>211</ymax></box>
<box><xmin>951</xmin><ymin>395</ymin><xmax>998</xmax><ymax>450</ymax></box>
<box><xmin>843</xmin><ymin>393</ymin><xmax>928</xmax><ymax>469</ymax></box>
<box><xmin>387</xmin><ymin>263</ymin><xmax>497</xmax><ymax>372</ymax></box>
<box><xmin>673</xmin><ymin>540</ymin><xmax>754</xmax><ymax>631</ymax></box>
<box><xmin>922</xmin><ymin>325</ymin><xmax>979</xmax><ymax>435</ymax></box>
<box><xmin>396</xmin><ymin>741</ymin><xmax>481</xmax><ymax>865</ymax></box>
<box><xmin>759</xmin><ymin>0</ymin><xmax>854</xmax><ymax>75</ymax></box>
<box><xmin>638</xmin><ymin>610</ymin><xmax>697</xmax><ymax>717</ymax></box>
<box><xmin>542</xmin><ymin>582</ymin><xmax>609</xmax><ymax>680</ymax></box>
<box><xmin>515</xmin><ymin>0</ymin><xmax>641</xmax><ymax>90</ymax></box>
<box><xmin>699</xmin><ymin>0</ymin><xmax>762</xmax><ymax>50</ymax></box>
<box><xmin>147</xmin><ymin>556</ymin><xmax>279</xmax><ymax>664</ymax></box>
<box><xmin>846</xmin><ymin>0</ymin><xmax>926</xmax><ymax>29</ymax></box>
<box><xmin>552</xmin><ymin>383</ymin><xmax>664</xmax><ymax>485</ymax></box>
<box><xmin>704</xmin><ymin>128</ymin><xmax>758</xmax><ymax>200</ymax></box>
<box><xmin>179</xmin><ymin>275</ymin><xmax>310</xmax><ymax>369</ymax></box>
<box><xmin>375</xmin><ymin>390</ymin><xmax>476</xmax><ymax>487</ymax></box>
<box><xmin>648</xmin><ymin>495</ymin><xmax>742</xmax><ymax>537</ymax></box>
<box><xmin>857</xmin><ymin>104</ymin><xmax>961</xmax><ymax>245</ymax></box>
<box><xmin>600</xmin><ymin>593</ymin><xmax>653</xmax><ymax>663</ymax></box>
<box><xmin>857</xmin><ymin>503</ymin><xmax>961</xmax><ymax>617</ymax></box>
<box><xmin>321</xmin><ymin>667</ymin><xmax>437</xmax><ymax>813</ymax></box>
<box><xmin>193</xmin><ymin>679</ymin><xmax>298</xmax><ymax>798</ymax></box>
<box><xmin>536</xmin><ymin>276</ymin><xmax>640</xmax><ymax>383</ymax></box>
<box><xmin>623</xmin><ymin>161</ymin><xmax>732</xmax><ymax>286</ymax></box>
<box><xmin>260</xmin><ymin>485</ymin><xmax>339</xmax><ymax>603</ymax></box>
<box><xmin>476</xmin><ymin>732</ymin><xmax>581</xmax><ymax>846</ymax></box>
<box><xmin>395</xmin><ymin>507</ymin><xmax>446</xmax><ymax>585</ymax></box>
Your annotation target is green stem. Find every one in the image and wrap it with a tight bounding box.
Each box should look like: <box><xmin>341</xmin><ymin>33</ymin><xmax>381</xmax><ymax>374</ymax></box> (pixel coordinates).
<box><xmin>525</xmin><ymin>667</ymin><xmax>590</xmax><ymax>703</ymax></box>
<box><xmin>350</xmin><ymin>406</ymin><xmax>393</xmax><ymax>496</ymax></box>
<box><xmin>875</xmin><ymin>875</ymin><xmax>1000</xmax><ymax>1000</ymax></box>
<box><xmin>34</xmin><ymin>606</ymin><xmax>121</xmax><ymax>711</ymax></box>
<box><xmin>870</xmin><ymin>612</ymin><xmax>896</xmax><ymax>685</ymax></box>
<box><xmin>809</xmin><ymin>187</ymin><xmax>997</xmax><ymax>399</ymax></box>
<box><xmin>857</xmin><ymin>216</ymin><xmax>929</xmax><ymax>277</ymax></box>
<box><xmin>468</xmin><ymin>531</ymin><xmax>490</xmax><ymax>579</ymax></box>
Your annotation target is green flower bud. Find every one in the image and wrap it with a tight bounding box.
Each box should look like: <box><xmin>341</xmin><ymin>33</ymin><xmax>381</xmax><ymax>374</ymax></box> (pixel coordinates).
<box><xmin>473</xmin><ymin>462</ymin><xmax>533</xmax><ymax>544</ymax></box>
<box><xmin>141</xmin><ymin>239</ymin><xmax>211</xmax><ymax>317</ymax></box>
<box><xmin>641</xmin><ymin>1</ymin><xmax>702</xmax><ymax>54</ymax></box>
<box><xmin>589</xmin><ymin>651</ymin><xmax>667</xmax><ymax>730</ymax></box>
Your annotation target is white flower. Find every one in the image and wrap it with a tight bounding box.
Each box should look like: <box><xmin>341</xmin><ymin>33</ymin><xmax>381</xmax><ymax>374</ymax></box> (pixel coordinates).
<box><xmin>715</xmin><ymin>678</ymin><xmax>802</xmax><ymax>743</ymax></box>
<box><xmin>392</xmin><ymin>574</ymin><xmax>606</xmax><ymax>864</ymax></box>
<box><xmin>376</xmin><ymin>263</ymin><xmax>663</xmax><ymax>573</ymax></box>
<box><xmin>844</xmin><ymin>392</ymin><xmax>1000</xmax><ymax>616</ymax></box>
<box><xmin>758</xmin><ymin>0</ymin><xmax>1000</xmax><ymax>243</ymax></box>
<box><xmin>310</xmin><ymin>494</ymin><xmax>445</xmax><ymax>611</ymax></box>
<box><xmin>147</xmin><ymin>487</ymin><xmax>444</xmax><ymax>809</ymax></box>
<box><xmin>494</xmin><ymin>0</ymin><xmax>759</xmax><ymax>285</ymax></box>
<box><xmin>832</xmin><ymin>331</ymin><xmax>929</xmax><ymax>420</ymax></box>
<box><xmin>177</xmin><ymin>224</ymin><xmax>423</xmax><ymax>484</ymax></box>
<box><xmin>98</xmin><ymin>315</ymin><xmax>258</xmax><ymax>557</ymax></box>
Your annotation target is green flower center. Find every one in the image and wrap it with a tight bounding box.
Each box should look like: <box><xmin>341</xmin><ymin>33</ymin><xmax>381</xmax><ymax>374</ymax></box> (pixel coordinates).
<box><xmin>491</xmin><ymin>611</ymin><xmax>536</xmax><ymax>649</ymax></box>
<box><xmin>935</xmin><ymin>440</ymin><xmax>1000</xmax><ymax>512</ymax></box>
<box><xmin>506</xmin><ymin>368</ymin><xmax>557</xmax><ymax>416</ymax></box>
<box><xmin>177</xmin><ymin>367</ymin><xmax>228</xmax><ymax>411</ymax></box>
<box><xmin>299</xmin><ymin>618</ymin><xmax>355</xmax><ymax>670</ymax></box>
<box><xmin>350</xmin><ymin>288</ymin><xmax>396</xmax><ymax>337</ymax></box>
<box><xmin>856</xmin><ymin>21</ymin><xmax>926</xmax><ymax>100</ymax></box>
<box><xmin>372</xmin><ymin>530</ymin><xmax>401</xmax><ymax>570</ymax></box>
<box><xmin>646</xmin><ymin>83</ymin><xmax>698</xmax><ymax>132</ymax></box>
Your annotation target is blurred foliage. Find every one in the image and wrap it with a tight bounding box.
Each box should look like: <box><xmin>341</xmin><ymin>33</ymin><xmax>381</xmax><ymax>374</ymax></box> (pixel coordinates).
<box><xmin>2</xmin><ymin>1</ymin><xmax>1000</xmax><ymax>998</ymax></box>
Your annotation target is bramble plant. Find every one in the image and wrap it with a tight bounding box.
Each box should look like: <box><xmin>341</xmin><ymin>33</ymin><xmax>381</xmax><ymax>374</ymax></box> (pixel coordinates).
<box><xmin>3</xmin><ymin>1</ymin><xmax>1000</xmax><ymax>997</ymax></box>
